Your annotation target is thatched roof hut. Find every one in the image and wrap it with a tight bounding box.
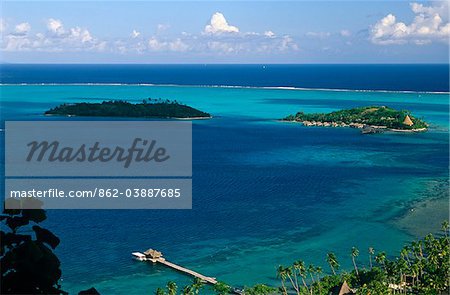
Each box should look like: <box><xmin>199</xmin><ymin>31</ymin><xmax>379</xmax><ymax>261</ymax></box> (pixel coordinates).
<box><xmin>338</xmin><ymin>281</ymin><xmax>354</xmax><ymax>295</ymax></box>
<box><xmin>403</xmin><ymin>115</ymin><xmax>414</xmax><ymax>126</ymax></box>
<box><xmin>144</xmin><ymin>249</ymin><xmax>163</xmax><ymax>259</ymax></box>
<box><xmin>329</xmin><ymin>281</ymin><xmax>355</xmax><ymax>295</ymax></box>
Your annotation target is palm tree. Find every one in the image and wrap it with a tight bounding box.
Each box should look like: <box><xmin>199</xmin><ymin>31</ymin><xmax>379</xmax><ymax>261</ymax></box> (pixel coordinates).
<box><xmin>277</xmin><ymin>265</ymin><xmax>288</xmax><ymax>295</ymax></box>
<box><xmin>410</xmin><ymin>261</ymin><xmax>420</xmax><ymax>288</ymax></box>
<box><xmin>315</xmin><ymin>266</ymin><xmax>322</xmax><ymax>280</ymax></box>
<box><xmin>181</xmin><ymin>285</ymin><xmax>193</xmax><ymax>295</ymax></box>
<box><xmin>293</xmin><ymin>260</ymin><xmax>309</xmax><ymax>293</ymax></box>
<box><xmin>400</xmin><ymin>246</ymin><xmax>412</xmax><ymax>267</ymax></box>
<box><xmin>412</xmin><ymin>239</ymin><xmax>425</xmax><ymax>281</ymax></box>
<box><xmin>285</xmin><ymin>266</ymin><xmax>300</xmax><ymax>295</ymax></box>
<box><xmin>315</xmin><ymin>266</ymin><xmax>323</xmax><ymax>294</ymax></box>
<box><xmin>411</xmin><ymin>240</ymin><xmax>423</xmax><ymax>258</ymax></box>
<box><xmin>213</xmin><ymin>282</ymin><xmax>230</xmax><ymax>295</ymax></box>
<box><xmin>375</xmin><ymin>251</ymin><xmax>387</xmax><ymax>272</ymax></box>
<box><xmin>351</xmin><ymin>247</ymin><xmax>359</xmax><ymax>277</ymax></box>
<box><xmin>395</xmin><ymin>257</ymin><xmax>409</xmax><ymax>294</ymax></box>
<box><xmin>326</xmin><ymin>252</ymin><xmax>339</xmax><ymax>275</ymax></box>
<box><xmin>191</xmin><ymin>278</ymin><xmax>204</xmax><ymax>295</ymax></box>
<box><xmin>291</xmin><ymin>261</ymin><xmax>300</xmax><ymax>292</ymax></box>
<box><xmin>166</xmin><ymin>281</ymin><xmax>177</xmax><ymax>295</ymax></box>
<box><xmin>155</xmin><ymin>288</ymin><xmax>166</xmax><ymax>295</ymax></box>
<box><xmin>442</xmin><ymin>220</ymin><xmax>449</xmax><ymax>237</ymax></box>
<box><xmin>368</xmin><ymin>247</ymin><xmax>375</xmax><ymax>269</ymax></box>
<box><xmin>308</xmin><ymin>264</ymin><xmax>316</xmax><ymax>284</ymax></box>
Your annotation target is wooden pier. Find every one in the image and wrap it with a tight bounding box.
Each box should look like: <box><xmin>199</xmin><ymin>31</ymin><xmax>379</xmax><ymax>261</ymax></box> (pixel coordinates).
<box><xmin>132</xmin><ymin>249</ymin><xmax>218</xmax><ymax>285</ymax></box>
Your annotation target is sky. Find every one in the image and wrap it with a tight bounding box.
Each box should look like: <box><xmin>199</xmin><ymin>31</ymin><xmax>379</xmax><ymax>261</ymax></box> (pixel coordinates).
<box><xmin>0</xmin><ymin>1</ymin><xmax>449</xmax><ymax>63</ymax></box>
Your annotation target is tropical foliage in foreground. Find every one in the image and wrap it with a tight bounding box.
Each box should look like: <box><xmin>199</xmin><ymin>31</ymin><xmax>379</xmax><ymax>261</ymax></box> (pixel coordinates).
<box><xmin>156</xmin><ymin>221</ymin><xmax>449</xmax><ymax>295</ymax></box>
<box><xmin>1</xmin><ymin>200</ymin><xmax>99</xmax><ymax>295</ymax></box>
<box><xmin>45</xmin><ymin>98</ymin><xmax>211</xmax><ymax>119</ymax></box>
<box><xmin>1</xmin><ymin>199</ymin><xmax>66</xmax><ymax>294</ymax></box>
<box><xmin>283</xmin><ymin>106</ymin><xmax>428</xmax><ymax>130</ymax></box>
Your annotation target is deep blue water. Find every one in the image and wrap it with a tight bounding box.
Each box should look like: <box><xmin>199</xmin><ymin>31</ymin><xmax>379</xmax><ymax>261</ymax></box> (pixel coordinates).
<box><xmin>1</xmin><ymin>64</ymin><xmax>449</xmax><ymax>92</ymax></box>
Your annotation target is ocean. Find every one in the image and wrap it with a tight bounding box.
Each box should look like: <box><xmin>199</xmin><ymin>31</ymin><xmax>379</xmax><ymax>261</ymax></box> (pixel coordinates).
<box><xmin>1</xmin><ymin>64</ymin><xmax>449</xmax><ymax>294</ymax></box>
<box><xmin>1</xmin><ymin>64</ymin><xmax>449</xmax><ymax>92</ymax></box>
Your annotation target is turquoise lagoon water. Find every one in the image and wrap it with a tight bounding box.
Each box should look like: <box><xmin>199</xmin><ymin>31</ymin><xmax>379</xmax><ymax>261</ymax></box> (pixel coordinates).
<box><xmin>1</xmin><ymin>84</ymin><xmax>449</xmax><ymax>294</ymax></box>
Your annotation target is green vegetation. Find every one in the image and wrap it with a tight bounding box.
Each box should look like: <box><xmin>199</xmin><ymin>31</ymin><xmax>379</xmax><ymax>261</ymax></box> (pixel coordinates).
<box><xmin>275</xmin><ymin>225</ymin><xmax>449</xmax><ymax>295</ymax></box>
<box><xmin>156</xmin><ymin>221</ymin><xmax>449</xmax><ymax>294</ymax></box>
<box><xmin>1</xmin><ymin>199</ymin><xmax>99</xmax><ymax>295</ymax></box>
<box><xmin>45</xmin><ymin>98</ymin><xmax>211</xmax><ymax>119</ymax></box>
<box><xmin>283</xmin><ymin>106</ymin><xmax>428</xmax><ymax>130</ymax></box>
<box><xmin>156</xmin><ymin>278</ymin><xmax>211</xmax><ymax>295</ymax></box>
<box><xmin>244</xmin><ymin>284</ymin><xmax>277</xmax><ymax>295</ymax></box>
<box><xmin>2</xmin><ymin>198</ymin><xmax>447</xmax><ymax>295</ymax></box>
<box><xmin>1</xmin><ymin>199</ymin><xmax>66</xmax><ymax>294</ymax></box>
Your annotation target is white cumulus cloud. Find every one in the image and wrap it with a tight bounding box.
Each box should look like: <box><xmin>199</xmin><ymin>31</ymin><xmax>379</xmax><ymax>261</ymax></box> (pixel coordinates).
<box><xmin>148</xmin><ymin>37</ymin><xmax>189</xmax><ymax>52</ymax></box>
<box><xmin>131</xmin><ymin>29</ymin><xmax>140</xmax><ymax>38</ymax></box>
<box><xmin>1</xmin><ymin>13</ymin><xmax>300</xmax><ymax>57</ymax></box>
<box><xmin>15</xmin><ymin>22</ymin><xmax>31</xmax><ymax>34</ymax></box>
<box><xmin>45</xmin><ymin>19</ymin><xmax>94</xmax><ymax>43</ymax></box>
<box><xmin>371</xmin><ymin>2</ymin><xmax>450</xmax><ymax>45</ymax></box>
<box><xmin>2</xmin><ymin>18</ymin><xmax>102</xmax><ymax>52</ymax></box>
<box><xmin>69</xmin><ymin>27</ymin><xmax>93</xmax><ymax>43</ymax></box>
<box><xmin>2</xmin><ymin>36</ymin><xmax>31</xmax><ymax>52</ymax></box>
<box><xmin>204</xmin><ymin>12</ymin><xmax>239</xmax><ymax>34</ymax></box>
<box><xmin>279</xmin><ymin>35</ymin><xmax>299</xmax><ymax>51</ymax></box>
<box><xmin>264</xmin><ymin>30</ymin><xmax>275</xmax><ymax>38</ymax></box>
<box><xmin>47</xmin><ymin>18</ymin><xmax>65</xmax><ymax>35</ymax></box>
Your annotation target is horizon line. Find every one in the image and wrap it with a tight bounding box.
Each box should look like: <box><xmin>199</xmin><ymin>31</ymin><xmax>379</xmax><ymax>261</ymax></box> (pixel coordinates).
<box><xmin>1</xmin><ymin>63</ymin><xmax>449</xmax><ymax>65</ymax></box>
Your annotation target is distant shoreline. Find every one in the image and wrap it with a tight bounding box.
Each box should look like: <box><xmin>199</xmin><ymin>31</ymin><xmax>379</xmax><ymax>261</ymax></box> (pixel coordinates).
<box><xmin>1</xmin><ymin>83</ymin><xmax>448</xmax><ymax>95</ymax></box>
<box><xmin>44</xmin><ymin>113</ymin><xmax>213</xmax><ymax>120</ymax></box>
<box><xmin>281</xmin><ymin>106</ymin><xmax>429</xmax><ymax>133</ymax></box>
<box><xmin>281</xmin><ymin>120</ymin><xmax>428</xmax><ymax>133</ymax></box>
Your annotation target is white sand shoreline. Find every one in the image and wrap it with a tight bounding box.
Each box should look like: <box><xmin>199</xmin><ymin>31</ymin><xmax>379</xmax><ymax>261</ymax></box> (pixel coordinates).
<box><xmin>44</xmin><ymin>114</ymin><xmax>212</xmax><ymax>120</ymax></box>
<box><xmin>281</xmin><ymin>120</ymin><xmax>428</xmax><ymax>133</ymax></box>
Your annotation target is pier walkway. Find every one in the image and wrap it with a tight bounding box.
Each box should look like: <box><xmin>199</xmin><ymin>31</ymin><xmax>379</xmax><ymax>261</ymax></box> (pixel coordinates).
<box><xmin>132</xmin><ymin>250</ymin><xmax>218</xmax><ymax>285</ymax></box>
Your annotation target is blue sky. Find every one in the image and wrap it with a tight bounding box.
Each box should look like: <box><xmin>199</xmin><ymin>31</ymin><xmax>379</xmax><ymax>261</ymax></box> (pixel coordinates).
<box><xmin>1</xmin><ymin>1</ymin><xmax>449</xmax><ymax>63</ymax></box>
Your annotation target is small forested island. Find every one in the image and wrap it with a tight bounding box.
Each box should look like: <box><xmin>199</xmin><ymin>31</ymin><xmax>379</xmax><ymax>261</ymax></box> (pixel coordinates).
<box><xmin>45</xmin><ymin>99</ymin><xmax>211</xmax><ymax>119</ymax></box>
<box><xmin>283</xmin><ymin>106</ymin><xmax>428</xmax><ymax>134</ymax></box>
